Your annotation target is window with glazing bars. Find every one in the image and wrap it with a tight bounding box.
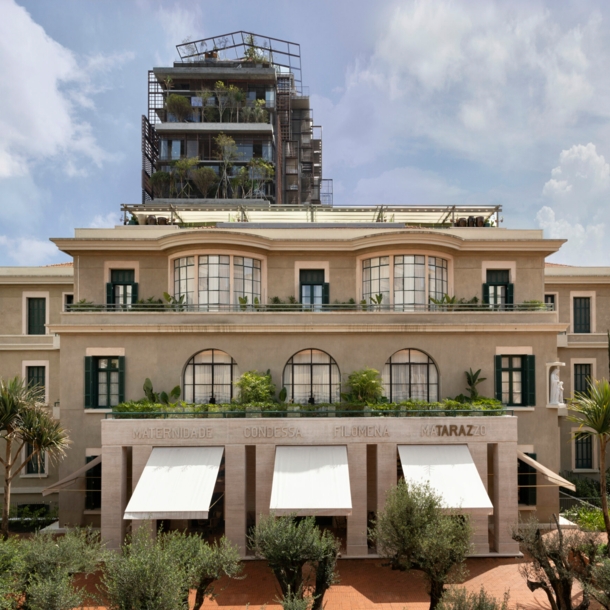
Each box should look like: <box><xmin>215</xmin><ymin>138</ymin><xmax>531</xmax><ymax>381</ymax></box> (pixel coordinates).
<box><xmin>382</xmin><ymin>349</ymin><xmax>439</xmax><ymax>402</ymax></box>
<box><xmin>575</xmin><ymin>433</ymin><xmax>593</xmax><ymax>470</ymax></box>
<box><xmin>574</xmin><ymin>363</ymin><xmax>592</xmax><ymax>395</ymax></box>
<box><xmin>483</xmin><ymin>270</ymin><xmax>513</xmax><ymax>307</ymax></box>
<box><xmin>394</xmin><ymin>255</ymin><xmax>426</xmax><ymax>309</ymax></box>
<box><xmin>174</xmin><ymin>257</ymin><xmax>194</xmax><ymax>304</ymax></box>
<box><xmin>183</xmin><ymin>349</ymin><xmax>238</xmax><ymax>404</ymax></box>
<box><xmin>84</xmin><ymin>356</ymin><xmax>125</xmax><ymax>409</ymax></box>
<box><xmin>107</xmin><ymin>269</ymin><xmax>137</xmax><ymax>306</ymax></box>
<box><xmin>544</xmin><ymin>294</ymin><xmax>556</xmax><ymax>310</ymax></box>
<box><xmin>85</xmin><ymin>456</ymin><xmax>102</xmax><ymax>510</ymax></box>
<box><xmin>233</xmin><ymin>257</ymin><xmax>261</xmax><ymax>305</ymax></box>
<box><xmin>362</xmin><ymin>257</ymin><xmax>390</xmax><ymax>303</ymax></box>
<box><xmin>25</xmin><ymin>443</ymin><xmax>45</xmax><ymax>475</ymax></box>
<box><xmin>573</xmin><ymin>297</ymin><xmax>591</xmax><ymax>333</ymax></box>
<box><xmin>198</xmin><ymin>255</ymin><xmax>230</xmax><ymax>309</ymax></box>
<box><xmin>282</xmin><ymin>349</ymin><xmax>341</xmax><ymax>404</ymax></box>
<box><xmin>27</xmin><ymin>298</ymin><xmax>46</xmax><ymax>335</ymax></box>
<box><xmin>428</xmin><ymin>257</ymin><xmax>448</xmax><ymax>301</ymax></box>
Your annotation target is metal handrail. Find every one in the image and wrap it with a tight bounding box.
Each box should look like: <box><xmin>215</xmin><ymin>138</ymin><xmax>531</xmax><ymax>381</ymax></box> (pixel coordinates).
<box><xmin>69</xmin><ymin>303</ymin><xmax>553</xmax><ymax>313</ymax></box>
<box><xmin>105</xmin><ymin>408</ymin><xmax>513</xmax><ymax>419</ymax></box>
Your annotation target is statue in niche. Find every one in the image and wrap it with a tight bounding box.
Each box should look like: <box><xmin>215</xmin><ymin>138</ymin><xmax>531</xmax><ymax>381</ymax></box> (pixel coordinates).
<box><xmin>550</xmin><ymin>367</ymin><xmax>563</xmax><ymax>405</ymax></box>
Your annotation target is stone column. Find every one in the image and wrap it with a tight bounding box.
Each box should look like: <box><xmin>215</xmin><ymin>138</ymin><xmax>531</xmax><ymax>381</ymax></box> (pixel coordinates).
<box><xmin>346</xmin><ymin>443</ymin><xmax>368</xmax><ymax>556</ymax></box>
<box><xmin>225</xmin><ymin>444</ymin><xmax>247</xmax><ymax>556</ymax></box>
<box><xmin>131</xmin><ymin>446</ymin><xmax>153</xmax><ymax>538</ymax></box>
<box><xmin>493</xmin><ymin>443</ymin><xmax>520</xmax><ymax>554</ymax></box>
<box><xmin>377</xmin><ymin>443</ymin><xmax>397</xmax><ymax>516</ymax></box>
<box><xmin>255</xmin><ymin>444</ymin><xmax>275</xmax><ymax>523</ymax></box>
<box><xmin>101</xmin><ymin>445</ymin><xmax>128</xmax><ymax>550</ymax></box>
<box><xmin>468</xmin><ymin>443</ymin><xmax>490</xmax><ymax>554</ymax></box>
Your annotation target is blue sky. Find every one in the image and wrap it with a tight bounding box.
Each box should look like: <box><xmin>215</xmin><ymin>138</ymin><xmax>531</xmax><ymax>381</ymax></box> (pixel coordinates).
<box><xmin>1</xmin><ymin>0</ymin><xmax>610</xmax><ymax>265</ymax></box>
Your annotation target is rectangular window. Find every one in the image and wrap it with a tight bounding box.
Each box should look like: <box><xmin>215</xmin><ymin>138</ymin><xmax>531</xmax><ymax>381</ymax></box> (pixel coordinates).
<box><xmin>428</xmin><ymin>257</ymin><xmax>448</xmax><ymax>301</ymax></box>
<box><xmin>64</xmin><ymin>294</ymin><xmax>74</xmax><ymax>311</ymax></box>
<box><xmin>299</xmin><ymin>269</ymin><xmax>328</xmax><ymax>309</ymax></box>
<box><xmin>574</xmin><ymin>363</ymin><xmax>592</xmax><ymax>395</ymax></box>
<box><xmin>544</xmin><ymin>294</ymin><xmax>555</xmax><ymax>310</ymax></box>
<box><xmin>394</xmin><ymin>255</ymin><xmax>425</xmax><ymax>308</ymax></box>
<box><xmin>484</xmin><ymin>269</ymin><xmax>513</xmax><ymax>307</ymax></box>
<box><xmin>27</xmin><ymin>298</ymin><xmax>46</xmax><ymax>335</ymax></box>
<box><xmin>85</xmin><ymin>456</ymin><xmax>102</xmax><ymax>510</ymax></box>
<box><xmin>26</xmin><ymin>366</ymin><xmax>45</xmax><ymax>393</ymax></box>
<box><xmin>199</xmin><ymin>255</ymin><xmax>230</xmax><ymax>309</ymax></box>
<box><xmin>496</xmin><ymin>354</ymin><xmax>535</xmax><ymax>406</ymax></box>
<box><xmin>174</xmin><ymin>257</ymin><xmax>195</xmax><ymax>304</ymax></box>
<box><xmin>363</xmin><ymin>257</ymin><xmax>390</xmax><ymax>304</ymax></box>
<box><xmin>107</xmin><ymin>269</ymin><xmax>137</xmax><ymax>307</ymax></box>
<box><xmin>518</xmin><ymin>453</ymin><xmax>537</xmax><ymax>506</ymax></box>
<box><xmin>233</xmin><ymin>257</ymin><xmax>261</xmax><ymax>305</ymax></box>
<box><xmin>573</xmin><ymin>297</ymin><xmax>591</xmax><ymax>333</ymax></box>
<box><xmin>575</xmin><ymin>434</ymin><xmax>593</xmax><ymax>470</ymax></box>
<box><xmin>25</xmin><ymin>443</ymin><xmax>45</xmax><ymax>475</ymax></box>
<box><xmin>85</xmin><ymin>356</ymin><xmax>125</xmax><ymax>409</ymax></box>
<box><xmin>171</xmin><ymin>140</ymin><xmax>182</xmax><ymax>160</ymax></box>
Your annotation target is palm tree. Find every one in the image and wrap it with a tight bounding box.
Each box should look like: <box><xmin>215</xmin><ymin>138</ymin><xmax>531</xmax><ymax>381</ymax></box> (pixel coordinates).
<box><xmin>569</xmin><ymin>377</ymin><xmax>610</xmax><ymax>552</ymax></box>
<box><xmin>0</xmin><ymin>376</ymin><xmax>70</xmax><ymax>538</ymax></box>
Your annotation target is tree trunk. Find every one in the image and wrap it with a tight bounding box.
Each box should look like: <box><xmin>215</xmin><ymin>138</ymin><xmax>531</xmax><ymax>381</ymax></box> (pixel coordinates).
<box><xmin>599</xmin><ymin>440</ymin><xmax>610</xmax><ymax>556</ymax></box>
<box><xmin>428</xmin><ymin>578</ymin><xmax>445</xmax><ymax>610</ymax></box>
<box><xmin>1</xmin><ymin>438</ymin><xmax>12</xmax><ymax>540</ymax></box>
<box><xmin>193</xmin><ymin>577</ymin><xmax>215</xmax><ymax>610</ymax></box>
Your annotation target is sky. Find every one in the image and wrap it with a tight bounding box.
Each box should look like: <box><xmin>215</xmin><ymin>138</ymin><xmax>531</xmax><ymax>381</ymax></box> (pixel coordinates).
<box><xmin>1</xmin><ymin>0</ymin><xmax>610</xmax><ymax>265</ymax></box>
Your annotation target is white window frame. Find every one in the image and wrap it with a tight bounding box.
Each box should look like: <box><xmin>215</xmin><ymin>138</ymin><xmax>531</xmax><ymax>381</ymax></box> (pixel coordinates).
<box><xmin>356</xmin><ymin>251</ymin><xmax>454</xmax><ymax>304</ymax></box>
<box><xmin>570</xmin><ymin>291</ymin><xmax>596</xmax><ymax>333</ymax></box>
<box><xmin>21</xmin><ymin>360</ymin><xmax>50</xmax><ymax>404</ymax></box>
<box><xmin>571</xmin><ymin>358</ymin><xmax>597</xmax><ymax>398</ymax></box>
<box><xmin>22</xmin><ymin>291</ymin><xmax>49</xmax><ymax>336</ymax></box>
<box><xmin>571</xmin><ymin>426</ymin><xmax>599</xmax><ymax>472</ymax></box>
<box><xmin>20</xmin><ymin>444</ymin><xmax>49</xmax><ymax>478</ymax></box>
<box><xmin>168</xmin><ymin>250</ymin><xmax>267</xmax><ymax>307</ymax></box>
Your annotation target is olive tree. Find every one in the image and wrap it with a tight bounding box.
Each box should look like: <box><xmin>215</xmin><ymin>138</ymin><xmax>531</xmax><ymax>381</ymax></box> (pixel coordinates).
<box><xmin>512</xmin><ymin>516</ymin><xmax>598</xmax><ymax>610</ymax></box>
<box><xmin>249</xmin><ymin>514</ymin><xmax>340</xmax><ymax>610</ymax></box>
<box><xmin>371</xmin><ymin>480</ymin><xmax>472</xmax><ymax>610</ymax></box>
<box><xmin>0</xmin><ymin>376</ymin><xmax>70</xmax><ymax>538</ymax></box>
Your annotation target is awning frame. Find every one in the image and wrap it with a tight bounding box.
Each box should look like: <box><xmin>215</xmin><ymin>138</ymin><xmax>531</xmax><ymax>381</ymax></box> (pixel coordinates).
<box><xmin>518</xmin><ymin>451</ymin><xmax>576</xmax><ymax>492</ymax></box>
<box><xmin>42</xmin><ymin>455</ymin><xmax>101</xmax><ymax>497</ymax></box>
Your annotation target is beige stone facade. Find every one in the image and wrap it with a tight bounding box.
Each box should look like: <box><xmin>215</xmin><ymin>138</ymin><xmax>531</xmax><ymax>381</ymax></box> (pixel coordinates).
<box><xmin>0</xmin><ymin>217</ymin><xmax>607</xmax><ymax>553</ymax></box>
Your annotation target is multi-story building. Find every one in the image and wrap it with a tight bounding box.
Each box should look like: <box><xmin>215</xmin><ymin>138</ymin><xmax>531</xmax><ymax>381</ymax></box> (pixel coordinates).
<box><xmin>142</xmin><ymin>31</ymin><xmax>332</xmax><ymax>207</ymax></box>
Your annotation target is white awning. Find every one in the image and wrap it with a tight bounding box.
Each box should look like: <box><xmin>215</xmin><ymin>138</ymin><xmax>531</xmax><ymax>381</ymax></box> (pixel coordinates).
<box><xmin>270</xmin><ymin>446</ymin><xmax>352</xmax><ymax>516</ymax></box>
<box><xmin>124</xmin><ymin>447</ymin><xmax>223</xmax><ymax>520</ymax></box>
<box><xmin>42</xmin><ymin>455</ymin><xmax>101</xmax><ymax>497</ymax></box>
<box><xmin>517</xmin><ymin>450</ymin><xmax>576</xmax><ymax>492</ymax></box>
<box><xmin>398</xmin><ymin>445</ymin><xmax>493</xmax><ymax>513</ymax></box>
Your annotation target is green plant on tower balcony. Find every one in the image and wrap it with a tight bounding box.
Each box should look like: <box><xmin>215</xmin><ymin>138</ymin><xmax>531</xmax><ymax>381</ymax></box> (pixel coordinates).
<box><xmin>149</xmin><ymin>171</ymin><xmax>171</xmax><ymax>198</ymax></box>
<box><xmin>171</xmin><ymin>157</ymin><xmax>199</xmax><ymax>198</ymax></box>
<box><xmin>165</xmin><ymin>93</ymin><xmax>192</xmax><ymax>122</ymax></box>
<box><xmin>190</xmin><ymin>166</ymin><xmax>218</xmax><ymax>198</ymax></box>
<box><xmin>235</xmin><ymin>370</ymin><xmax>276</xmax><ymax>404</ymax></box>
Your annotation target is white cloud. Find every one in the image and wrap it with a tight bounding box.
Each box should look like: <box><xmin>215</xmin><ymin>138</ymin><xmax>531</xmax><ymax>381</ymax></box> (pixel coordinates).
<box><xmin>89</xmin><ymin>212</ymin><xmax>122</xmax><ymax>228</ymax></box>
<box><xmin>0</xmin><ymin>235</ymin><xmax>60</xmax><ymax>266</ymax></box>
<box><xmin>0</xmin><ymin>0</ymin><xmax>133</xmax><ymax>179</ymax></box>
<box><xmin>537</xmin><ymin>143</ymin><xmax>610</xmax><ymax>264</ymax></box>
<box><xmin>316</xmin><ymin>1</ymin><xmax>609</xmax><ymax>172</ymax></box>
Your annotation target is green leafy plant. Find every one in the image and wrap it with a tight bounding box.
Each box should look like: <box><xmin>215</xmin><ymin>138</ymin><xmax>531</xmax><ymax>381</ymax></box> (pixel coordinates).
<box><xmin>149</xmin><ymin>171</ymin><xmax>172</xmax><ymax>198</ymax></box>
<box><xmin>371</xmin><ymin>480</ymin><xmax>472</xmax><ymax>610</ymax></box>
<box><xmin>438</xmin><ymin>587</ymin><xmax>509</xmax><ymax>610</ymax></box>
<box><xmin>343</xmin><ymin>368</ymin><xmax>384</xmax><ymax>403</ymax></box>
<box><xmin>143</xmin><ymin>378</ymin><xmax>181</xmax><ymax>406</ymax></box>
<box><xmin>171</xmin><ymin>157</ymin><xmax>199</xmax><ymax>198</ymax></box>
<box><xmin>165</xmin><ymin>93</ymin><xmax>192</xmax><ymax>122</ymax></box>
<box><xmin>190</xmin><ymin>166</ymin><xmax>218</xmax><ymax>198</ymax></box>
<box><xmin>162</xmin><ymin>292</ymin><xmax>186</xmax><ymax>310</ymax></box>
<box><xmin>369</xmin><ymin>294</ymin><xmax>383</xmax><ymax>306</ymax></box>
<box><xmin>238</xmin><ymin>296</ymin><xmax>248</xmax><ymax>311</ymax></box>
<box><xmin>279</xmin><ymin>387</ymin><xmax>288</xmax><ymax>403</ymax></box>
<box><xmin>235</xmin><ymin>370</ymin><xmax>276</xmax><ymax>403</ymax></box>
<box><xmin>465</xmin><ymin>368</ymin><xmax>487</xmax><ymax>400</ymax></box>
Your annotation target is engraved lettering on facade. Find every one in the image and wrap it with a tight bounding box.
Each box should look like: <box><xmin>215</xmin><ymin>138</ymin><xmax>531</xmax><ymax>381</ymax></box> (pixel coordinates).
<box><xmin>132</xmin><ymin>427</ymin><xmax>213</xmax><ymax>440</ymax></box>
<box><xmin>333</xmin><ymin>425</ymin><xmax>390</xmax><ymax>438</ymax></box>
<box><xmin>420</xmin><ymin>424</ymin><xmax>487</xmax><ymax>437</ymax></box>
<box><xmin>243</xmin><ymin>426</ymin><xmax>303</xmax><ymax>439</ymax></box>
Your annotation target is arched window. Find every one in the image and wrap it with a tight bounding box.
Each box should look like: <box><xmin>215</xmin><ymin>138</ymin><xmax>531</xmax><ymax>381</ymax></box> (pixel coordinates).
<box><xmin>382</xmin><ymin>349</ymin><xmax>439</xmax><ymax>402</ymax></box>
<box><xmin>183</xmin><ymin>349</ymin><xmax>239</xmax><ymax>404</ymax></box>
<box><xmin>283</xmin><ymin>349</ymin><xmax>341</xmax><ymax>404</ymax></box>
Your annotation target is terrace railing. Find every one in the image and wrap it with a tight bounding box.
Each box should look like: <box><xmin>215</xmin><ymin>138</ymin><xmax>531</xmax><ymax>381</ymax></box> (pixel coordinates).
<box><xmin>68</xmin><ymin>302</ymin><xmax>554</xmax><ymax>313</ymax></box>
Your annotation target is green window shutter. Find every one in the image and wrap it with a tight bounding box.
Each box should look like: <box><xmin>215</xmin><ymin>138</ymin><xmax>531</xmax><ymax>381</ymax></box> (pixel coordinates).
<box><xmin>84</xmin><ymin>356</ymin><xmax>93</xmax><ymax>408</ymax></box>
<box><xmin>106</xmin><ymin>283</ymin><xmax>113</xmax><ymax>306</ymax></box>
<box><xmin>506</xmin><ymin>283</ymin><xmax>514</xmax><ymax>305</ymax></box>
<box><xmin>131</xmin><ymin>283</ymin><xmax>139</xmax><ymax>303</ymax></box>
<box><xmin>118</xmin><ymin>356</ymin><xmax>126</xmax><ymax>404</ymax></box>
<box><xmin>494</xmin><ymin>355</ymin><xmax>503</xmax><ymax>402</ymax></box>
<box><xmin>525</xmin><ymin>355</ymin><xmax>536</xmax><ymax>406</ymax></box>
<box><xmin>322</xmin><ymin>283</ymin><xmax>330</xmax><ymax>305</ymax></box>
<box><xmin>482</xmin><ymin>283</ymin><xmax>490</xmax><ymax>305</ymax></box>
<box><xmin>27</xmin><ymin>298</ymin><xmax>46</xmax><ymax>335</ymax></box>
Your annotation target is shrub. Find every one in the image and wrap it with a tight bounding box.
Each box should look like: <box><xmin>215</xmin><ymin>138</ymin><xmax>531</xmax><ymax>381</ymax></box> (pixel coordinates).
<box><xmin>564</xmin><ymin>504</ymin><xmax>606</xmax><ymax>531</ymax></box>
<box><xmin>438</xmin><ymin>587</ymin><xmax>509</xmax><ymax>610</ymax></box>
<box><xmin>235</xmin><ymin>370</ymin><xmax>276</xmax><ymax>403</ymax></box>
<box><xmin>190</xmin><ymin>167</ymin><xmax>218</xmax><ymax>197</ymax></box>
<box><xmin>165</xmin><ymin>94</ymin><xmax>192</xmax><ymax>122</ymax></box>
<box><xmin>343</xmin><ymin>368</ymin><xmax>384</xmax><ymax>403</ymax></box>
<box><xmin>149</xmin><ymin>171</ymin><xmax>171</xmax><ymax>198</ymax></box>
<box><xmin>26</xmin><ymin>574</ymin><xmax>84</xmax><ymax>610</ymax></box>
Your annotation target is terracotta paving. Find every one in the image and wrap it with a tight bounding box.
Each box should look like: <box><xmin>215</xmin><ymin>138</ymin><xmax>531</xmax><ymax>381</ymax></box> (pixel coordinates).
<box><xmin>78</xmin><ymin>556</ymin><xmax>586</xmax><ymax>610</ymax></box>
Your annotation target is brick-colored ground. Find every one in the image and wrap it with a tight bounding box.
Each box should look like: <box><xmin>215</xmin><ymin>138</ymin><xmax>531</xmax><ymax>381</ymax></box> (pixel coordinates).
<box><xmin>77</xmin><ymin>555</ymin><xmax>587</xmax><ymax>610</ymax></box>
